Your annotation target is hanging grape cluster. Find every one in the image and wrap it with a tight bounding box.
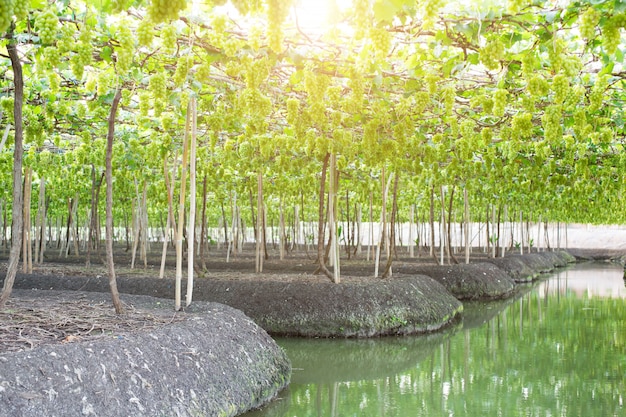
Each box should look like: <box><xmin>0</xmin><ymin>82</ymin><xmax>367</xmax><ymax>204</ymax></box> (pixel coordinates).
<box><xmin>0</xmin><ymin>0</ymin><xmax>29</xmax><ymax>34</ymax></box>
<box><xmin>149</xmin><ymin>71</ymin><xmax>167</xmax><ymax>115</ymax></box>
<box><xmin>542</xmin><ymin>105</ymin><xmax>563</xmax><ymax>142</ymax></box>
<box><xmin>160</xmin><ymin>24</ymin><xmax>177</xmax><ymax>53</ymax></box>
<box><xmin>266</xmin><ymin>0</ymin><xmax>291</xmax><ymax>53</ymax></box>
<box><xmin>115</xmin><ymin>22</ymin><xmax>134</xmax><ymax>74</ymax></box>
<box><xmin>441</xmin><ymin>86</ymin><xmax>455</xmax><ymax>116</ymax></box>
<box><xmin>13</xmin><ymin>0</ymin><xmax>28</xmax><ymax>21</ymax></box>
<box><xmin>493</xmin><ymin>89</ymin><xmax>507</xmax><ymax>117</ymax></box>
<box><xmin>602</xmin><ymin>14</ymin><xmax>626</xmax><ymax>55</ymax></box>
<box><xmin>147</xmin><ymin>0</ymin><xmax>187</xmax><ymax>24</ymax></box>
<box><xmin>520</xmin><ymin>52</ymin><xmax>536</xmax><ymax>80</ymax></box>
<box><xmin>36</xmin><ymin>7</ymin><xmax>59</xmax><ymax>45</ymax></box>
<box><xmin>353</xmin><ymin>0</ymin><xmax>371</xmax><ymax>38</ymax></box>
<box><xmin>479</xmin><ymin>38</ymin><xmax>504</xmax><ymax>71</ymax></box>
<box><xmin>414</xmin><ymin>91</ymin><xmax>430</xmax><ymax>114</ymax></box>
<box><xmin>286</xmin><ymin>97</ymin><xmax>300</xmax><ymax>125</ymax></box>
<box><xmin>552</xmin><ymin>74</ymin><xmax>570</xmax><ymax>105</ymax></box>
<box><xmin>589</xmin><ymin>75</ymin><xmax>609</xmax><ymax>112</ymax></box>
<box><xmin>369</xmin><ymin>27</ymin><xmax>391</xmax><ymax>59</ymax></box>
<box><xmin>528</xmin><ymin>75</ymin><xmax>549</xmax><ymax>98</ymax></box>
<box><xmin>173</xmin><ymin>55</ymin><xmax>192</xmax><ymax>87</ymax></box>
<box><xmin>137</xmin><ymin>19</ymin><xmax>155</xmax><ymax>48</ymax></box>
<box><xmin>511</xmin><ymin>113</ymin><xmax>533</xmax><ymax>139</ymax></box>
<box><xmin>579</xmin><ymin>7</ymin><xmax>600</xmax><ymax>41</ymax></box>
<box><xmin>71</xmin><ymin>30</ymin><xmax>93</xmax><ymax>80</ymax></box>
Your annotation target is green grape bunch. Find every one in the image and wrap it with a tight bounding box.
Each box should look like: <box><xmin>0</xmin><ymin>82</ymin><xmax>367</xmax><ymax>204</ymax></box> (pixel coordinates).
<box><xmin>160</xmin><ymin>24</ymin><xmax>177</xmax><ymax>53</ymax></box>
<box><xmin>352</xmin><ymin>0</ymin><xmax>371</xmax><ymax>38</ymax></box>
<box><xmin>551</xmin><ymin>74</ymin><xmax>569</xmax><ymax>104</ymax></box>
<box><xmin>173</xmin><ymin>55</ymin><xmax>192</xmax><ymax>87</ymax></box>
<box><xmin>579</xmin><ymin>7</ymin><xmax>600</xmax><ymax>41</ymax></box>
<box><xmin>0</xmin><ymin>0</ymin><xmax>15</xmax><ymax>35</ymax></box>
<box><xmin>602</xmin><ymin>14</ymin><xmax>626</xmax><ymax>55</ymax></box>
<box><xmin>13</xmin><ymin>0</ymin><xmax>29</xmax><ymax>21</ymax></box>
<box><xmin>147</xmin><ymin>0</ymin><xmax>188</xmax><ymax>23</ymax></box>
<box><xmin>137</xmin><ymin>19</ymin><xmax>155</xmax><ymax>48</ymax></box>
<box><xmin>492</xmin><ymin>88</ymin><xmax>507</xmax><ymax>117</ymax></box>
<box><xmin>150</xmin><ymin>72</ymin><xmax>167</xmax><ymax>101</ymax></box>
<box><xmin>414</xmin><ymin>91</ymin><xmax>430</xmax><ymax>114</ymax></box>
<box><xmin>267</xmin><ymin>0</ymin><xmax>291</xmax><ymax>53</ymax></box>
<box><xmin>479</xmin><ymin>38</ymin><xmax>504</xmax><ymax>71</ymax></box>
<box><xmin>115</xmin><ymin>23</ymin><xmax>135</xmax><ymax>74</ymax></box>
<box><xmin>369</xmin><ymin>27</ymin><xmax>391</xmax><ymax>58</ymax></box>
<box><xmin>0</xmin><ymin>0</ymin><xmax>29</xmax><ymax>34</ymax></box>
<box><xmin>35</xmin><ymin>7</ymin><xmax>59</xmax><ymax>45</ymax></box>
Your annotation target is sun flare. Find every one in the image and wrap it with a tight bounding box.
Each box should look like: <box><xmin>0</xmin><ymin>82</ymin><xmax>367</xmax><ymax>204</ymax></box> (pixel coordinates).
<box><xmin>290</xmin><ymin>0</ymin><xmax>348</xmax><ymax>34</ymax></box>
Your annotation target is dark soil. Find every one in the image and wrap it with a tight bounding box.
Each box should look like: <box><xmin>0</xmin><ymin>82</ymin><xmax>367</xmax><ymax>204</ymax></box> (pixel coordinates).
<box><xmin>0</xmin><ymin>289</ymin><xmax>290</xmax><ymax>417</ymax></box>
<box><xmin>1</xmin><ymin>245</ymin><xmax>612</xmax><ymax>339</ymax></box>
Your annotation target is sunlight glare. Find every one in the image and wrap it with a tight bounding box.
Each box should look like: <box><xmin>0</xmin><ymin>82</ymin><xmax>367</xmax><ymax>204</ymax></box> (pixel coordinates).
<box><xmin>290</xmin><ymin>0</ymin><xmax>348</xmax><ymax>34</ymax></box>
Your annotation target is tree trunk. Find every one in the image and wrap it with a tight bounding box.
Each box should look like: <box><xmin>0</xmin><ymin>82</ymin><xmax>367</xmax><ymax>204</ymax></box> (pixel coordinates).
<box><xmin>279</xmin><ymin>199</ymin><xmax>285</xmax><ymax>260</ymax></box>
<box><xmin>22</xmin><ymin>167</ymin><xmax>32</xmax><ymax>273</ymax></box>
<box><xmin>86</xmin><ymin>167</ymin><xmax>103</xmax><ymax>266</ymax></box>
<box><xmin>0</xmin><ymin>199</ymin><xmax>4</xmax><ymax>251</ymax></box>
<box><xmin>496</xmin><ymin>204</ymin><xmax>502</xmax><ymax>258</ymax></box>
<box><xmin>440</xmin><ymin>186</ymin><xmax>446</xmax><ymax>265</ymax></box>
<box><xmin>519</xmin><ymin>210</ymin><xmax>524</xmax><ymax>255</ymax></box>
<box><xmin>255</xmin><ymin>170</ymin><xmax>265</xmax><ymax>273</ymax></box>
<box><xmin>249</xmin><ymin>186</ymin><xmax>257</xmax><ymax>243</ymax></box>
<box><xmin>141</xmin><ymin>180</ymin><xmax>148</xmax><ymax>269</ymax></box>
<box><xmin>328</xmin><ymin>153</ymin><xmax>340</xmax><ymax>283</ymax></box>
<box><xmin>464</xmin><ymin>187</ymin><xmax>470</xmax><ymax>264</ymax></box>
<box><xmin>0</xmin><ymin>35</ymin><xmax>25</xmax><ymax>309</ymax></box>
<box><xmin>220</xmin><ymin>202</ymin><xmax>228</xmax><ymax>249</ymax></box>
<box><xmin>131</xmin><ymin>180</ymin><xmax>140</xmax><ymax>269</ymax></box>
<box><xmin>382</xmin><ymin>172</ymin><xmax>399</xmax><ymax>278</ymax></box>
<box><xmin>37</xmin><ymin>177</ymin><xmax>47</xmax><ymax>264</ymax></box>
<box><xmin>429</xmin><ymin>185</ymin><xmax>437</xmax><ymax>264</ymax></box>
<box><xmin>344</xmin><ymin>189</ymin><xmax>350</xmax><ymax>259</ymax></box>
<box><xmin>186</xmin><ymin>97</ymin><xmax>197</xmax><ymax>307</ymax></box>
<box><xmin>71</xmin><ymin>193</ymin><xmax>80</xmax><ymax>257</ymax></box>
<box><xmin>372</xmin><ymin>167</ymin><xmax>387</xmax><ymax>278</ymax></box>
<box><xmin>409</xmin><ymin>204</ymin><xmax>415</xmax><ymax>258</ymax></box>
<box><xmin>368</xmin><ymin>191</ymin><xmax>373</xmax><ymax>262</ymax></box>
<box><xmin>446</xmin><ymin>185</ymin><xmax>458</xmax><ymax>264</ymax></box>
<box><xmin>314</xmin><ymin>153</ymin><xmax>332</xmax><ymax>279</ymax></box>
<box><xmin>104</xmin><ymin>88</ymin><xmax>124</xmax><ymax>314</ymax></box>
<box><xmin>200</xmin><ymin>175</ymin><xmax>208</xmax><ymax>270</ymax></box>
<box><xmin>160</xmin><ymin>155</ymin><xmax>177</xmax><ymax>279</ymax></box>
<box><xmin>486</xmin><ymin>204</ymin><xmax>490</xmax><ymax>255</ymax></box>
<box><xmin>175</xmin><ymin>102</ymin><xmax>191</xmax><ymax>311</ymax></box>
<box><xmin>355</xmin><ymin>203</ymin><xmax>362</xmax><ymax>257</ymax></box>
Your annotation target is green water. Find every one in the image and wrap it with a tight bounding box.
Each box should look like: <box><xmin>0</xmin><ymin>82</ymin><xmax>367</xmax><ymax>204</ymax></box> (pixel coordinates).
<box><xmin>244</xmin><ymin>262</ymin><xmax>626</xmax><ymax>417</ymax></box>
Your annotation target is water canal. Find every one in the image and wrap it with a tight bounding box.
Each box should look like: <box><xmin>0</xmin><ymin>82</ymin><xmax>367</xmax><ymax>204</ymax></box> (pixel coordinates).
<box><xmin>243</xmin><ymin>262</ymin><xmax>626</xmax><ymax>417</ymax></box>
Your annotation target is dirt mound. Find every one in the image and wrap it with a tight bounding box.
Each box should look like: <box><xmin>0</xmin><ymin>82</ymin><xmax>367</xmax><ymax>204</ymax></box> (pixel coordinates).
<box><xmin>8</xmin><ymin>273</ymin><xmax>463</xmax><ymax>338</ymax></box>
<box><xmin>0</xmin><ymin>290</ymin><xmax>290</xmax><ymax>417</ymax></box>
<box><xmin>393</xmin><ymin>262</ymin><xmax>515</xmax><ymax>300</ymax></box>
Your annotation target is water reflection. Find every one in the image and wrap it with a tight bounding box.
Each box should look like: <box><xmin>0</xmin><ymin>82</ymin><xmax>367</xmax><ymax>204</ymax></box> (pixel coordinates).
<box><xmin>243</xmin><ymin>262</ymin><xmax>626</xmax><ymax>417</ymax></box>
